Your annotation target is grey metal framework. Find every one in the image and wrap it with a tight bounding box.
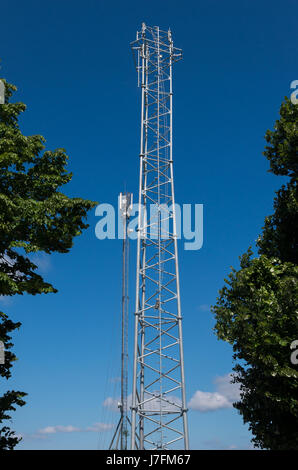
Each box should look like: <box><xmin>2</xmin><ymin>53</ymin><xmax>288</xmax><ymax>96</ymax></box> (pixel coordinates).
<box><xmin>130</xmin><ymin>24</ymin><xmax>189</xmax><ymax>450</ymax></box>
<box><xmin>109</xmin><ymin>193</ymin><xmax>132</xmax><ymax>450</ymax></box>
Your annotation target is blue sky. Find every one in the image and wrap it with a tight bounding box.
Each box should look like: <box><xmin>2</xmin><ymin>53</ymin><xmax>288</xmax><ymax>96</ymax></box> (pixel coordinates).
<box><xmin>0</xmin><ymin>0</ymin><xmax>297</xmax><ymax>450</ymax></box>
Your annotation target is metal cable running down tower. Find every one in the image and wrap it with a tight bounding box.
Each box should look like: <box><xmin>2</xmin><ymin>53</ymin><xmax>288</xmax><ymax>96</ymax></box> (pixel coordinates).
<box><xmin>130</xmin><ymin>23</ymin><xmax>189</xmax><ymax>450</ymax></box>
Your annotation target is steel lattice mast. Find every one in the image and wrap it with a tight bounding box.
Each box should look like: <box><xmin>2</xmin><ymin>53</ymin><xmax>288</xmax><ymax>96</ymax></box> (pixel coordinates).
<box><xmin>130</xmin><ymin>23</ymin><xmax>189</xmax><ymax>450</ymax></box>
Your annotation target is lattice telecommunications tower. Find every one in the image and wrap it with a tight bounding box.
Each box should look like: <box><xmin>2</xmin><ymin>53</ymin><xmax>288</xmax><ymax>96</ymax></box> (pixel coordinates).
<box><xmin>130</xmin><ymin>24</ymin><xmax>189</xmax><ymax>450</ymax></box>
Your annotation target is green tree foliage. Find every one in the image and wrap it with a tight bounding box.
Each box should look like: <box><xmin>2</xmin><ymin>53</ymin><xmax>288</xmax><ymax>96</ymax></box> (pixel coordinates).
<box><xmin>0</xmin><ymin>391</ymin><xmax>26</xmax><ymax>450</ymax></box>
<box><xmin>211</xmin><ymin>97</ymin><xmax>298</xmax><ymax>449</ymax></box>
<box><xmin>0</xmin><ymin>80</ymin><xmax>97</xmax><ymax>449</ymax></box>
<box><xmin>258</xmin><ymin>97</ymin><xmax>298</xmax><ymax>264</ymax></box>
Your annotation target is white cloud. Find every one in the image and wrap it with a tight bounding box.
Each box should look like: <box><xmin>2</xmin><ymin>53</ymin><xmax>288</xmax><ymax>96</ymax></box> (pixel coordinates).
<box><xmin>188</xmin><ymin>373</ymin><xmax>240</xmax><ymax>412</ymax></box>
<box><xmin>188</xmin><ymin>391</ymin><xmax>231</xmax><ymax>412</ymax></box>
<box><xmin>33</xmin><ymin>421</ymin><xmax>114</xmax><ymax>439</ymax></box>
<box><xmin>103</xmin><ymin>397</ymin><xmax>120</xmax><ymax>412</ymax></box>
<box><xmin>103</xmin><ymin>392</ymin><xmax>181</xmax><ymax>413</ymax></box>
<box><xmin>86</xmin><ymin>422</ymin><xmax>114</xmax><ymax>432</ymax></box>
<box><xmin>38</xmin><ymin>425</ymin><xmax>81</xmax><ymax>434</ymax></box>
<box><xmin>143</xmin><ymin>393</ymin><xmax>181</xmax><ymax>412</ymax></box>
<box><xmin>214</xmin><ymin>373</ymin><xmax>240</xmax><ymax>402</ymax></box>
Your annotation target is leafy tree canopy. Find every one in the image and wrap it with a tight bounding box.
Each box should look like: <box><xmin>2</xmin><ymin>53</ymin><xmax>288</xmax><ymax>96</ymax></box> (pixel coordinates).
<box><xmin>212</xmin><ymin>97</ymin><xmax>298</xmax><ymax>450</ymax></box>
<box><xmin>0</xmin><ymin>79</ymin><xmax>97</xmax><ymax>448</ymax></box>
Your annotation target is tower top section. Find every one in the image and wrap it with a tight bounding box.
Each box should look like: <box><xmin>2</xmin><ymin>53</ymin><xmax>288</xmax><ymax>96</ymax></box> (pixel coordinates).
<box><xmin>130</xmin><ymin>24</ymin><xmax>182</xmax><ymax>86</ymax></box>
